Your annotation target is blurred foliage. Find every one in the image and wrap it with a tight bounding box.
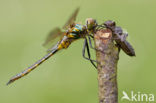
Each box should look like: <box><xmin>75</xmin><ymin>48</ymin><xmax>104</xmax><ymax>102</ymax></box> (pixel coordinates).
<box><xmin>0</xmin><ymin>0</ymin><xmax>156</xmax><ymax>103</ymax></box>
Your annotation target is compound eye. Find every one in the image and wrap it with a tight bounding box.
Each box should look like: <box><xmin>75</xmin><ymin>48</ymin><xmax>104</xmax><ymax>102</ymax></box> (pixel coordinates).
<box><xmin>94</xmin><ymin>20</ymin><xmax>97</xmax><ymax>26</ymax></box>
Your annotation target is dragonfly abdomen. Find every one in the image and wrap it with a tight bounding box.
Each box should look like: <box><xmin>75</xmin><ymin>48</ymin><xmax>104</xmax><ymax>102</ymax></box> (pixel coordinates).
<box><xmin>7</xmin><ymin>49</ymin><xmax>58</xmax><ymax>85</ymax></box>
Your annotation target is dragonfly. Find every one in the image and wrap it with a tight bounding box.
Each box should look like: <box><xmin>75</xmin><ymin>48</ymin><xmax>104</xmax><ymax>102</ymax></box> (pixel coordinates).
<box><xmin>7</xmin><ymin>8</ymin><xmax>98</xmax><ymax>85</ymax></box>
<box><xmin>7</xmin><ymin>8</ymin><xmax>135</xmax><ymax>85</ymax></box>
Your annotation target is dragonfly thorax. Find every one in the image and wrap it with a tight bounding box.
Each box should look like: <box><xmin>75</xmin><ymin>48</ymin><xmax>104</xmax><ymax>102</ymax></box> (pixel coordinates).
<box><xmin>67</xmin><ymin>24</ymin><xmax>87</xmax><ymax>39</ymax></box>
<box><xmin>71</xmin><ymin>24</ymin><xmax>86</xmax><ymax>33</ymax></box>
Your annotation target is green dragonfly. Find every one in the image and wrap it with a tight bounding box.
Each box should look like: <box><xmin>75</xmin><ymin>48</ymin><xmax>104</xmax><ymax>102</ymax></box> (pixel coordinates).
<box><xmin>7</xmin><ymin>8</ymin><xmax>135</xmax><ymax>85</ymax></box>
<box><xmin>7</xmin><ymin>8</ymin><xmax>98</xmax><ymax>85</ymax></box>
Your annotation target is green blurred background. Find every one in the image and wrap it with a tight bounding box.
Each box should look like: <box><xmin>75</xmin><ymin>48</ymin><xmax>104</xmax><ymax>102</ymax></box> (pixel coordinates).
<box><xmin>0</xmin><ymin>0</ymin><xmax>156</xmax><ymax>103</ymax></box>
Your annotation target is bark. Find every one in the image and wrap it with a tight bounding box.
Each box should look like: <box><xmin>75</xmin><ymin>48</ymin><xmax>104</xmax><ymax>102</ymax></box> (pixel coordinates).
<box><xmin>94</xmin><ymin>28</ymin><xmax>119</xmax><ymax>103</ymax></box>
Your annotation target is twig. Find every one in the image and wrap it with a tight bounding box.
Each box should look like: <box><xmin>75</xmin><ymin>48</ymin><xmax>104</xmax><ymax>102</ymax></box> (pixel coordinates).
<box><xmin>94</xmin><ymin>28</ymin><xmax>119</xmax><ymax>103</ymax></box>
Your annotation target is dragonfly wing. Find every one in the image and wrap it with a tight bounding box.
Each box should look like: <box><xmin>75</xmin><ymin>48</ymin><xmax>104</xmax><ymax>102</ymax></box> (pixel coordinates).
<box><xmin>43</xmin><ymin>27</ymin><xmax>63</xmax><ymax>49</ymax></box>
<box><xmin>62</xmin><ymin>7</ymin><xmax>80</xmax><ymax>29</ymax></box>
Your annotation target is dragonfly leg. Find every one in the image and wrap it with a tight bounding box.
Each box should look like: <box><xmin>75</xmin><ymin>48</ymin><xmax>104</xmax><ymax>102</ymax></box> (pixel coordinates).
<box><xmin>89</xmin><ymin>34</ymin><xmax>94</xmax><ymax>38</ymax></box>
<box><xmin>88</xmin><ymin>36</ymin><xmax>109</xmax><ymax>54</ymax></box>
<box><xmin>82</xmin><ymin>38</ymin><xmax>97</xmax><ymax>68</ymax></box>
<box><xmin>96</xmin><ymin>24</ymin><xmax>106</xmax><ymax>30</ymax></box>
<box><xmin>88</xmin><ymin>36</ymin><xmax>104</xmax><ymax>53</ymax></box>
<box><xmin>88</xmin><ymin>36</ymin><xmax>96</xmax><ymax>50</ymax></box>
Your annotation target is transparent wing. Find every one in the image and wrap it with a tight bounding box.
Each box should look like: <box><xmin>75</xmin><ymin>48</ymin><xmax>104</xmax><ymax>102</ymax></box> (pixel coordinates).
<box><xmin>43</xmin><ymin>7</ymin><xmax>79</xmax><ymax>51</ymax></box>
<box><xmin>62</xmin><ymin>7</ymin><xmax>80</xmax><ymax>29</ymax></box>
<box><xmin>43</xmin><ymin>27</ymin><xmax>64</xmax><ymax>49</ymax></box>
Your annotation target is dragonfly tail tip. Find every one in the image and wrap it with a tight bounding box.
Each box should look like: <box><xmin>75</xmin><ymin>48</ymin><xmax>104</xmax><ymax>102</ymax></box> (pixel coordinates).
<box><xmin>6</xmin><ymin>80</ymin><xmax>13</xmax><ymax>86</ymax></box>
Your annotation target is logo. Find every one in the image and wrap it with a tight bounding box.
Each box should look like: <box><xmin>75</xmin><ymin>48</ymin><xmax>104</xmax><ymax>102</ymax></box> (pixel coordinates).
<box><xmin>121</xmin><ymin>91</ymin><xmax>154</xmax><ymax>102</ymax></box>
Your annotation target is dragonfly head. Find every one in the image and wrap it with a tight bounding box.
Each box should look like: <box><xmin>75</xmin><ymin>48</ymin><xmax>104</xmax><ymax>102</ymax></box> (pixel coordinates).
<box><xmin>104</xmin><ymin>20</ymin><xmax>116</xmax><ymax>29</ymax></box>
<box><xmin>86</xmin><ymin>18</ymin><xmax>97</xmax><ymax>30</ymax></box>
